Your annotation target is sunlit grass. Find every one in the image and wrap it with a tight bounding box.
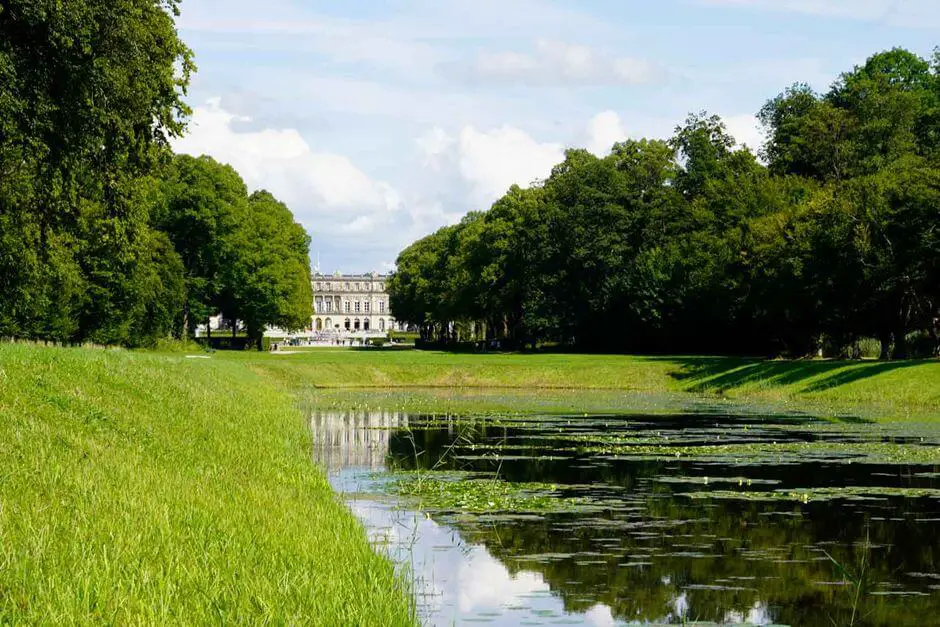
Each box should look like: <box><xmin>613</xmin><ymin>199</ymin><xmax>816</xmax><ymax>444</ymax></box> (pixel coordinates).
<box><xmin>214</xmin><ymin>349</ymin><xmax>940</xmax><ymax>421</ymax></box>
<box><xmin>0</xmin><ymin>343</ymin><xmax>414</xmax><ymax>624</ymax></box>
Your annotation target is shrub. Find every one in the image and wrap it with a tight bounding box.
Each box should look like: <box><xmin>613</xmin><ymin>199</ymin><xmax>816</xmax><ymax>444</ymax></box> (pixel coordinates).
<box><xmin>195</xmin><ymin>336</ymin><xmax>273</xmax><ymax>351</ymax></box>
<box><xmin>906</xmin><ymin>331</ymin><xmax>939</xmax><ymax>359</ymax></box>
<box><xmin>856</xmin><ymin>337</ymin><xmax>882</xmax><ymax>359</ymax></box>
<box><xmin>388</xmin><ymin>331</ymin><xmax>419</xmax><ymax>344</ymax></box>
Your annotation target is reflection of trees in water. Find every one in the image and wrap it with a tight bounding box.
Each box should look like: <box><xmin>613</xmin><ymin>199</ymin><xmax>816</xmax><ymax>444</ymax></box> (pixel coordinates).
<box><xmin>462</xmin><ymin>502</ymin><xmax>940</xmax><ymax>625</ymax></box>
<box><xmin>387</xmin><ymin>426</ymin><xmax>940</xmax><ymax>626</ymax></box>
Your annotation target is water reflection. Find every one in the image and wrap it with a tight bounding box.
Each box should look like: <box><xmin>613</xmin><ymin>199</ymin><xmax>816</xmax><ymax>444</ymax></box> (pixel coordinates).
<box><xmin>312</xmin><ymin>410</ymin><xmax>408</xmax><ymax>471</ymax></box>
<box><xmin>312</xmin><ymin>410</ymin><xmax>940</xmax><ymax>626</ymax></box>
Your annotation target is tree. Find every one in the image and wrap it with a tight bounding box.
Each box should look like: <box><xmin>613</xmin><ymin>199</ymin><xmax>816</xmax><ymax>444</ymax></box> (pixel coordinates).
<box><xmin>128</xmin><ymin>230</ymin><xmax>186</xmax><ymax>345</ymax></box>
<box><xmin>226</xmin><ymin>191</ymin><xmax>312</xmax><ymax>350</ymax></box>
<box><xmin>388</xmin><ymin>47</ymin><xmax>940</xmax><ymax>359</ymax></box>
<box><xmin>388</xmin><ymin>228</ymin><xmax>453</xmax><ymax>342</ymax></box>
<box><xmin>154</xmin><ymin>155</ymin><xmax>249</xmax><ymax>337</ymax></box>
<box><xmin>0</xmin><ymin>0</ymin><xmax>194</xmax><ymax>343</ymax></box>
<box><xmin>759</xmin><ymin>48</ymin><xmax>940</xmax><ymax>357</ymax></box>
<box><xmin>472</xmin><ymin>185</ymin><xmax>549</xmax><ymax>346</ymax></box>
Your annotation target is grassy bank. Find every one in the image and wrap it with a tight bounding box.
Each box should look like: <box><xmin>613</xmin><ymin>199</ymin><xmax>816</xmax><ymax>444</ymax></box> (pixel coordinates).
<box><xmin>0</xmin><ymin>343</ymin><xmax>414</xmax><ymax>624</ymax></box>
<box><xmin>233</xmin><ymin>349</ymin><xmax>940</xmax><ymax>420</ymax></box>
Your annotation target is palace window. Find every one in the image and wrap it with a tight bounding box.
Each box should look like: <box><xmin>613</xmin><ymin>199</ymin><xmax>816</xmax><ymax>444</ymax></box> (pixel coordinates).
<box><xmin>379</xmin><ymin>301</ymin><xmax>385</xmax><ymax>313</ymax></box>
<box><xmin>354</xmin><ymin>319</ymin><xmax>361</xmax><ymax>330</ymax></box>
<box><xmin>325</xmin><ymin>301</ymin><xmax>333</xmax><ymax>313</ymax></box>
<box><xmin>379</xmin><ymin>319</ymin><xmax>385</xmax><ymax>331</ymax></box>
<box><xmin>345</xmin><ymin>282</ymin><xmax>350</xmax><ymax>290</ymax></box>
<box><xmin>364</xmin><ymin>319</ymin><xmax>370</xmax><ymax>331</ymax></box>
<box><xmin>355</xmin><ymin>301</ymin><xmax>361</xmax><ymax>313</ymax></box>
<box><xmin>344</xmin><ymin>318</ymin><xmax>351</xmax><ymax>330</ymax></box>
<box><xmin>364</xmin><ymin>302</ymin><xmax>370</xmax><ymax>313</ymax></box>
<box><xmin>356</xmin><ymin>283</ymin><xmax>361</xmax><ymax>291</ymax></box>
<box><xmin>344</xmin><ymin>301</ymin><xmax>350</xmax><ymax>313</ymax></box>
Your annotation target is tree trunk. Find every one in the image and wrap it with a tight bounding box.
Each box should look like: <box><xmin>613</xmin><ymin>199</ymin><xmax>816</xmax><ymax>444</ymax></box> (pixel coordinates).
<box><xmin>878</xmin><ymin>330</ymin><xmax>892</xmax><ymax>361</ymax></box>
<box><xmin>892</xmin><ymin>326</ymin><xmax>908</xmax><ymax>360</ymax></box>
<box><xmin>246</xmin><ymin>321</ymin><xmax>263</xmax><ymax>351</ymax></box>
<box><xmin>892</xmin><ymin>301</ymin><xmax>910</xmax><ymax>360</ymax></box>
<box><xmin>931</xmin><ymin>314</ymin><xmax>940</xmax><ymax>357</ymax></box>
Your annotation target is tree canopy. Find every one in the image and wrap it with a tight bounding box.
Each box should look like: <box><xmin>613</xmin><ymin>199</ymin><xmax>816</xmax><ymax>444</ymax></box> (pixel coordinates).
<box><xmin>0</xmin><ymin>0</ymin><xmax>313</xmax><ymax>349</ymax></box>
<box><xmin>389</xmin><ymin>48</ymin><xmax>940</xmax><ymax>359</ymax></box>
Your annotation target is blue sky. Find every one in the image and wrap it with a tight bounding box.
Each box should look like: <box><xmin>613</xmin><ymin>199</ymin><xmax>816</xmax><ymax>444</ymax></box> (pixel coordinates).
<box><xmin>173</xmin><ymin>0</ymin><xmax>938</xmax><ymax>273</ymax></box>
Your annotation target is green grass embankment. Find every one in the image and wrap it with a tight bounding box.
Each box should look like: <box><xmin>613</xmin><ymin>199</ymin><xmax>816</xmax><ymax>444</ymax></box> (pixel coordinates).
<box><xmin>236</xmin><ymin>349</ymin><xmax>940</xmax><ymax>420</ymax></box>
<box><xmin>0</xmin><ymin>344</ymin><xmax>414</xmax><ymax>624</ymax></box>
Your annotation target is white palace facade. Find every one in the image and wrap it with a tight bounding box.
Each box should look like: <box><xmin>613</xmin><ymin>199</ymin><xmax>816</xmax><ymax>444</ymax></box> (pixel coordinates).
<box><xmin>311</xmin><ymin>272</ymin><xmax>401</xmax><ymax>336</ymax></box>
<box><xmin>199</xmin><ymin>272</ymin><xmax>403</xmax><ymax>343</ymax></box>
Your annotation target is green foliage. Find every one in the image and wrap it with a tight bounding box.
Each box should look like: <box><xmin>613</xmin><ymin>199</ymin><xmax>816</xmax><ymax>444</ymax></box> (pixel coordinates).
<box><xmin>227</xmin><ymin>191</ymin><xmax>313</xmax><ymax>349</ymax></box>
<box><xmin>0</xmin><ymin>0</ymin><xmax>194</xmax><ymax>346</ymax></box>
<box><xmin>388</xmin><ymin>330</ymin><xmax>420</xmax><ymax>343</ymax></box>
<box><xmin>155</xmin><ymin>155</ymin><xmax>250</xmax><ymax>336</ymax></box>
<box><xmin>390</xmin><ymin>47</ymin><xmax>940</xmax><ymax>359</ymax></box>
<box><xmin>0</xmin><ymin>2</ymin><xmax>313</xmax><ymax>350</ymax></box>
<box><xmin>393</xmin><ymin>474</ymin><xmax>590</xmax><ymax>513</ymax></box>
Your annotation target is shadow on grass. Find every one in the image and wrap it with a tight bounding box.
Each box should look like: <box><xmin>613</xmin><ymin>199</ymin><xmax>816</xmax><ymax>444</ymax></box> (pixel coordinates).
<box><xmin>662</xmin><ymin>356</ymin><xmax>922</xmax><ymax>395</ymax></box>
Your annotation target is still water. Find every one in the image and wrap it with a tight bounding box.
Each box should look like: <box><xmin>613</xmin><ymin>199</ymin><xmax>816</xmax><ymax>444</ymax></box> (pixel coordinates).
<box><xmin>311</xmin><ymin>410</ymin><xmax>940</xmax><ymax>626</ymax></box>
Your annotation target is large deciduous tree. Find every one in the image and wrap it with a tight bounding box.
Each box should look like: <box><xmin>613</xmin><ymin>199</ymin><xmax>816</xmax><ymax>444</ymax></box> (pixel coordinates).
<box><xmin>154</xmin><ymin>155</ymin><xmax>249</xmax><ymax>337</ymax></box>
<box><xmin>0</xmin><ymin>0</ymin><xmax>194</xmax><ymax>345</ymax></box>
<box><xmin>389</xmin><ymin>48</ymin><xmax>940</xmax><ymax>359</ymax></box>
<box><xmin>227</xmin><ymin>191</ymin><xmax>313</xmax><ymax>350</ymax></box>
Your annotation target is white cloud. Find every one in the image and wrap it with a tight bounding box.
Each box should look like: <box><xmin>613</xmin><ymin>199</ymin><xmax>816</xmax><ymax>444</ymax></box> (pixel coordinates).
<box><xmin>699</xmin><ymin>0</ymin><xmax>940</xmax><ymax>27</ymax></box>
<box><xmin>584</xmin><ymin>603</ymin><xmax>617</xmax><ymax>627</ymax></box>
<box><xmin>173</xmin><ymin>100</ymin><xmax>769</xmax><ymax>273</ymax></box>
<box><xmin>172</xmin><ymin>99</ymin><xmax>400</xmax><ymax>236</ymax></box>
<box><xmin>724</xmin><ymin>113</ymin><xmax>765</xmax><ymax>152</ymax></box>
<box><xmin>456</xmin><ymin>126</ymin><xmax>565</xmax><ymax>203</ymax></box>
<box><xmin>584</xmin><ymin>111</ymin><xmax>629</xmax><ymax>157</ymax></box>
<box><xmin>459</xmin><ymin>39</ymin><xmax>660</xmax><ymax>86</ymax></box>
<box><xmin>419</xmin><ymin>125</ymin><xmax>565</xmax><ymax>209</ymax></box>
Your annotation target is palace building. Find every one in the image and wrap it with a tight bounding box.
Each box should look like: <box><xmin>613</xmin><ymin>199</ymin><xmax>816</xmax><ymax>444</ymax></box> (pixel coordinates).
<box><xmin>312</xmin><ymin>272</ymin><xmax>399</xmax><ymax>335</ymax></box>
<box><xmin>198</xmin><ymin>271</ymin><xmax>402</xmax><ymax>343</ymax></box>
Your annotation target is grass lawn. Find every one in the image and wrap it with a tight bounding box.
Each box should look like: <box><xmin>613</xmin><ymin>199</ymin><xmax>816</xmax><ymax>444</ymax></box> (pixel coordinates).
<box><xmin>233</xmin><ymin>348</ymin><xmax>940</xmax><ymax>420</ymax></box>
<box><xmin>0</xmin><ymin>343</ymin><xmax>414</xmax><ymax>624</ymax></box>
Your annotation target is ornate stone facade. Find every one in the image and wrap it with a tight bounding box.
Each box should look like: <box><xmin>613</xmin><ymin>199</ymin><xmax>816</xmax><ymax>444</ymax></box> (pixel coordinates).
<box><xmin>312</xmin><ymin>272</ymin><xmax>399</xmax><ymax>335</ymax></box>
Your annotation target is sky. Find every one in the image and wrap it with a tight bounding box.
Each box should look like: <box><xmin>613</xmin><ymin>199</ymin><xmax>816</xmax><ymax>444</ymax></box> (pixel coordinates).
<box><xmin>172</xmin><ymin>0</ymin><xmax>939</xmax><ymax>274</ymax></box>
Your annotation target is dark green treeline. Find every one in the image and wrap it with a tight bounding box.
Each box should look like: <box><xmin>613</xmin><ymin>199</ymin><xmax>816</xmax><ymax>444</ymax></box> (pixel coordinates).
<box><xmin>0</xmin><ymin>0</ymin><xmax>312</xmax><ymax>349</ymax></box>
<box><xmin>389</xmin><ymin>48</ymin><xmax>940</xmax><ymax>358</ymax></box>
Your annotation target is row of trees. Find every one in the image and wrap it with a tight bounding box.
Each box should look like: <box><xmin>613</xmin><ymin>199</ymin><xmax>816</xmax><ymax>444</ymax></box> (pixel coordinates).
<box><xmin>0</xmin><ymin>0</ymin><xmax>312</xmax><ymax>349</ymax></box>
<box><xmin>389</xmin><ymin>48</ymin><xmax>940</xmax><ymax>358</ymax></box>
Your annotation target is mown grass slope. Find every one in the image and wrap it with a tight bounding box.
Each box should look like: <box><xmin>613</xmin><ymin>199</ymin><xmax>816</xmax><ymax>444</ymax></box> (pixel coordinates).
<box><xmin>0</xmin><ymin>344</ymin><xmax>414</xmax><ymax>624</ymax></box>
<box><xmin>237</xmin><ymin>349</ymin><xmax>940</xmax><ymax>420</ymax></box>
